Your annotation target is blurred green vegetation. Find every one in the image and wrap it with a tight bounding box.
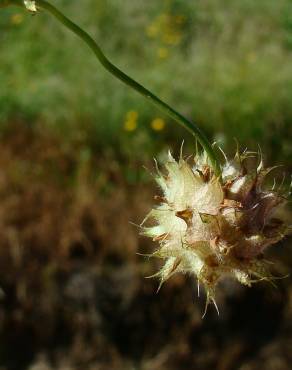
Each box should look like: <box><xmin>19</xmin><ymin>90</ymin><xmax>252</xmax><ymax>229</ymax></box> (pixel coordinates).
<box><xmin>0</xmin><ymin>0</ymin><xmax>291</xmax><ymax>165</ymax></box>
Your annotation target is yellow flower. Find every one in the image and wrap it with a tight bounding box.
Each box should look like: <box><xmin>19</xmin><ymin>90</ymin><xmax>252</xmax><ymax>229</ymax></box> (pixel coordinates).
<box><xmin>11</xmin><ymin>13</ymin><xmax>23</xmax><ymax>25</ymax></box>
<box><xmin>124</xmin><ymin>110</ymin><xmax>138</xmax><ymax>132</ymax></box>
<box><xmin>126</xmin><ymin>110</ymin><xmax>138</xmax><ymax>121</ymax></box>
<box><xmin>151</xmin><ymin>118</ymin><xmax>165</xmax><ymax>131</ymax></box>
<box><xmin>124</xmin><ymin>120</ymin><xmax>137</xmax><ymax>132</ymax></box>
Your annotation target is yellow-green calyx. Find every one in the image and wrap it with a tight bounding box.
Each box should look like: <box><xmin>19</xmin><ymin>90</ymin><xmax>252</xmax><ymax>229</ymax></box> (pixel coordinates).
<box><xmin>142</xmin><ymin>149</ymin><xmax>289</xmax><ymax>315</ymax></box>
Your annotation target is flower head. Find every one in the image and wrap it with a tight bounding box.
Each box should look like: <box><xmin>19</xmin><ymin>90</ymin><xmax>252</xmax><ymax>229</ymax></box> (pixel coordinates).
<box><xmin>142</xmin><ymin>148</ymin><xmax>290</xmax><ymax>315</ymax></box>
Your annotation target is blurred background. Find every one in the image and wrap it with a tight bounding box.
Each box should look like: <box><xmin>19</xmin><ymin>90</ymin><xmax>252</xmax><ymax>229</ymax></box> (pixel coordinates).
<box><xmin>0</xmin><ymin>0</ymin><xmax>291</xmax><ymax>369</ymax></box>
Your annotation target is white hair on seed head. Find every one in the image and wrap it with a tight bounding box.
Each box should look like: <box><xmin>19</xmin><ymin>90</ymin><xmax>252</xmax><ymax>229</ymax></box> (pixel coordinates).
<box><xmin>141</xmin><ymin>149</ymin><xmax>289</xmax><ymax>315</ymax></box>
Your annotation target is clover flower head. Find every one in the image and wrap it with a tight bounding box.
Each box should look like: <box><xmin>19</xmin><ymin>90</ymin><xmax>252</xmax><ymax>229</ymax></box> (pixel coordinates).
<box><xmin>142</xmin><ymin>147</ymin><xmax>290</xmax><ymax>315</ymax></box>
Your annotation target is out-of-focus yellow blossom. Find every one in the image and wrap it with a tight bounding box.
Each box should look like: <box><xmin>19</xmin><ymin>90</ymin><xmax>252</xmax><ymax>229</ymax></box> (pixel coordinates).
<box><xmin>126</xmin><ymin>111</ymin><xmax>138</xmax><ymax>121</ymax></box>
<box><xmin>151</xmin><ymin>118</ymin><xmax>165</xmax><ymax>131</ymax></box>
<box><xmin>124</xmin><ymin>110</ymin><xmax>138</xmax><ymax>132</ymax></box>
<box><xmin>11</xmin><ymin>13</ymin><xmax>23</xmax><ymax>25</ymax></box>
<box><xmin>157</xmin><ymin>47</ymin><xmax>169</xmax><ymax>59</ymax></box>
<box><xmin>124</xmin><ymin>120</ymin><xmax>137</xmax><ymax>132</ymax></box>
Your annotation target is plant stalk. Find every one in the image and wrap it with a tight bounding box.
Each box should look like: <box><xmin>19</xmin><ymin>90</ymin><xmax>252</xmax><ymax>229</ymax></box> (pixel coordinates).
<box><xmin>4</xmin><ymin>0</ymin><xmax>221</xmax><ymax>176</ymax></box>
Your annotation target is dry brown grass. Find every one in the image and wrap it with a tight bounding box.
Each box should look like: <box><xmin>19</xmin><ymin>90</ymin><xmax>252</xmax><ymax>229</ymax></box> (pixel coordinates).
<box><xmin>0</xmin><ymin>123</ymin><xmax>291</xmax><ymax>370</ymax></box>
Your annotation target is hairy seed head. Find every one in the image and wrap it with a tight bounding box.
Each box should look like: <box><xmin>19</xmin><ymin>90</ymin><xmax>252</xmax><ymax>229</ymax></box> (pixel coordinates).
<box><xmin>142</xmin><ymin>149</ymin><xmax>290</xmax><ymax>314</ymax></box>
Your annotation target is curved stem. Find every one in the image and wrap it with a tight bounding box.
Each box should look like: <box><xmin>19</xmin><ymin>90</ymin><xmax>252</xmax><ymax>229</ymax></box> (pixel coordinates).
<box><xmin>9</xmin><ymin>0</ymin><xmax>221</xmax><ymax>176</ymax></box>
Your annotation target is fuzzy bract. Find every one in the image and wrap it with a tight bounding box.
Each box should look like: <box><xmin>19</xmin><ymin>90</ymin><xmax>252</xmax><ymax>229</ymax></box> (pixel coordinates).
<box><xmin>142</xmin><ymin>149</ymin><xmax>290</xmax><ymax>314</ymax></box>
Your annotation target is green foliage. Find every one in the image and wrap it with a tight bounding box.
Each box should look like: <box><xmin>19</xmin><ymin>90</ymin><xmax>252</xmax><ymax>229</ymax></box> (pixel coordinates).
<box><xmin>0</xmin><ymin>0</ymin><xmax>291</xmax><ymax>164</ymax></box>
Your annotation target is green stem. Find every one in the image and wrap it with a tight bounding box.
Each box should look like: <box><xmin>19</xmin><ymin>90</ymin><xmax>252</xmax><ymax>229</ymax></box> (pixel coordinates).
<box><xmin>8</xmin><ymin>0</ymin><xmax>221</xmax><ymax>176</ymax></box>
